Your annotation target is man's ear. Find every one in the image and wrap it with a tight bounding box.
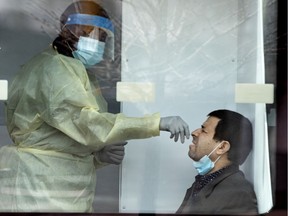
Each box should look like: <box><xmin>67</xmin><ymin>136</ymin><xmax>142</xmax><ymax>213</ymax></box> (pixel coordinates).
<box><xmin>217</xmin><ymin>141</ymin><xmax>230</xmax><ymax>154</ymax></box>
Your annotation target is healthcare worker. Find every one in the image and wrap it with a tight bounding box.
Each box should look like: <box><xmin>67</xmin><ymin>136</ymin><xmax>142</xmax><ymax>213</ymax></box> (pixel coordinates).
<box><xmin>0</xmin><ymin>0</ymin><xmax>190</xmax><ymax>212</ymax></box>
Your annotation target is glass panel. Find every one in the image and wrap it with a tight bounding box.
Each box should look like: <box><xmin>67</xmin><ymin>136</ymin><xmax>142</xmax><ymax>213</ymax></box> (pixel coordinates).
<box><xmin>0</xmin><ymin>0</ymin><xmax>285</xmax><ymax>214</ymax></box>
<box><xmin>119</xmin><ymin>0</ymin><xmax>275</xmax><ymax>214</ymax></box>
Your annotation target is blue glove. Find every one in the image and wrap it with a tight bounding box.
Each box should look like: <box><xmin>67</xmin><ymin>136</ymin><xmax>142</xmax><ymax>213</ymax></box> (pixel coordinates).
<box><xmin>95</xmin><ymin>142</ymin><xmax>127</xmax><ymax>165</ymax></box>
<box><xmin>160</xmin><ymin>116</ymin><xmax>190</xmax><ymax>143</ymax></box>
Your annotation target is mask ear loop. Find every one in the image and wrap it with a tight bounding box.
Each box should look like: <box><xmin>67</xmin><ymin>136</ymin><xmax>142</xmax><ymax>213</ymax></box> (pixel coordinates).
<box><xmin>208</xmin><ymin>142</ymin><xmax>223</xmax><ymax>163</ymax></box>
<box><xmin>208</xmin><ymin>142</ymin><xmax>223</xmax><ymax>157</ymax></box>
<box><xmin>66</xmin><ymin>41</ymin><xmax>74</xmax><ymax>53</ymax></box>
<box><xmin>213</xmin><ymin>155</ymin><xmax>222</xmax><ymax>164</ymax></box>
<box><xmin>61</xmin><ymin>24</ymin><xmax>79</xmax><ymax>53</ymax></box>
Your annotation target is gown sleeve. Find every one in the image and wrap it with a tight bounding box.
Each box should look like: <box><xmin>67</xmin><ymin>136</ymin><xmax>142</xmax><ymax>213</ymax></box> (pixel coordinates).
<box><xmin>40</xmin><ymin>54</ymin><xmax>160</xmax><ymax>151</ymax></box>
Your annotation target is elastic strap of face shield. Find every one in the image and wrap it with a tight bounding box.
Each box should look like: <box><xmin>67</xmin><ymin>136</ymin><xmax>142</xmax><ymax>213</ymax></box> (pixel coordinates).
<box><xmin>65</xmin><ymin>13</ymin><xmax>114</xmax><ymax>36</ymax></box>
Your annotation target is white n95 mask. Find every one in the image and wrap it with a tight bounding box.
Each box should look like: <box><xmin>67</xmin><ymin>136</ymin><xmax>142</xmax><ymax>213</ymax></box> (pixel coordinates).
<box><xmin>192</xmin><ymin>142</ymin><xmax>222</xmax><ymax>175</ymax></box>
<box><xmin>72</xmin><ymin>36</ymin><xmax>105</xmax><ymax>68</ymax></box>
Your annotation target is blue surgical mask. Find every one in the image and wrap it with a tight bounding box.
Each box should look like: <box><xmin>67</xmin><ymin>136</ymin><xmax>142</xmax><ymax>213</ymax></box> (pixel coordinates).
<box><xmin>72</xmin><ymin>36</ymin><xmax>105</xmax><ymax>68</ymax></box>
<box><xmin>192</xmin><ymin>142</ymin><xmax>222</xmax><ymax>175</ymax></box>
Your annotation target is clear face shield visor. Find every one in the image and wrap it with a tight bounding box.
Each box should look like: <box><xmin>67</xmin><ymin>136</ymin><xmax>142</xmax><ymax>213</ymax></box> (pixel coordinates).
<box><xmin>64</xmin><ymin>13</ymin><xmax>115</xmax><ymax>61</ymax></box>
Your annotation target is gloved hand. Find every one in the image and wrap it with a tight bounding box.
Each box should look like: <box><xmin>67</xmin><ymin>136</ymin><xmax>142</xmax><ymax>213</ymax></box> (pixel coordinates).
<box><xmin>160</xmin><ymin>116</ymin><xmax>190</xmax><ymax>143</ymax></box>
<box><xmin>95</xmin><ymin>142</ymin><xmax>127</xmax><ymax>165</ymax></box>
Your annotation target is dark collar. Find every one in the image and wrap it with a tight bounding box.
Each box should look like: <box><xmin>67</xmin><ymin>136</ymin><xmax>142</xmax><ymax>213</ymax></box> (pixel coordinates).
<box><xmin>192</xmin><ymin>164</ymin><xmax>239</xmax><ymax>197</ymax></box>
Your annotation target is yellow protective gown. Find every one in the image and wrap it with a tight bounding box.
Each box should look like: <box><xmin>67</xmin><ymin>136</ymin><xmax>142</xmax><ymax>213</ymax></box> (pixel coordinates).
<box><xmin>0</xmin><ymin>46</ymin><xmax>160</xmax><ymax>212</ymax></box>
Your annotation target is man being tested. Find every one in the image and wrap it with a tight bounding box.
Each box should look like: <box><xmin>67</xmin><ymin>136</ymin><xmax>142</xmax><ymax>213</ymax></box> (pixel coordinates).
<box><xmin>0</xmin><ymin>0</ymin><xmax>189</xmax><ymax>212</ymax></box>
<box><xmin>177</xmin><ymin>109</ymin><xmax>258</xmax><ymax>215</ymax></box>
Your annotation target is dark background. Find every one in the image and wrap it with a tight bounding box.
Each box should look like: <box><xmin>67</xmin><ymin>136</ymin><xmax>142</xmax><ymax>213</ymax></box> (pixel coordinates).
<box><xmin>270</xmin><ymin>0</ymin><xmax>287</xmax><ymax>214</ymax></box>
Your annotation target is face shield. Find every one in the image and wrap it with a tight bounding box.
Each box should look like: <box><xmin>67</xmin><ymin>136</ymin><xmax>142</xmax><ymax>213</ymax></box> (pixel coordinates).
<box><xmin>64</xmin><ymin>13</ymin><xmax>115</xmax><ymax>61</ymax></box>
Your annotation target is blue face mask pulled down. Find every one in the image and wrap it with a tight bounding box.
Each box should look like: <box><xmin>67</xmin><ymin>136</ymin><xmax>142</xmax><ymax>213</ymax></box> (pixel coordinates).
<box><xmin>72</xmin><ymin>36</ymin><xmax>105</xmax><ymax>68</ymax></box>
<box><xmin>192</xmin><ymin>142</ymin><xmax>222</xmax><ymax>175</ymax></box>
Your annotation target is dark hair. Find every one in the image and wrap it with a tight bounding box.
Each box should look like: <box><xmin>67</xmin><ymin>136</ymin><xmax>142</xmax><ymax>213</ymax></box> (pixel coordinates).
<box><xmin>208</xmin><ymin>109</ymin><xmax>253</xmax><ymax>165</ymax></box>
<box><xmin>53</xmin><ymin>0</ymin><xmax>110</xmax><ymax>57</ymax></box>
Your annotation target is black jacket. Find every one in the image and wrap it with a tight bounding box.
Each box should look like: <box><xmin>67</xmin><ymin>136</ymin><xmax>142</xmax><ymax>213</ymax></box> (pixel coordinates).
<box><xmin>177</xmin><ymin>165</ymin><xmax>258</xmax><ymax>215</ymax></box>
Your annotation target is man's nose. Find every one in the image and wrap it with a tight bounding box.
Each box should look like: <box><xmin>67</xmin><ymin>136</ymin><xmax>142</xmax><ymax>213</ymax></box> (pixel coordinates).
<box><xmin>191</xmin><ymin>128</ymin><xmax>200</xmax><ymax>137</ymax></box>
